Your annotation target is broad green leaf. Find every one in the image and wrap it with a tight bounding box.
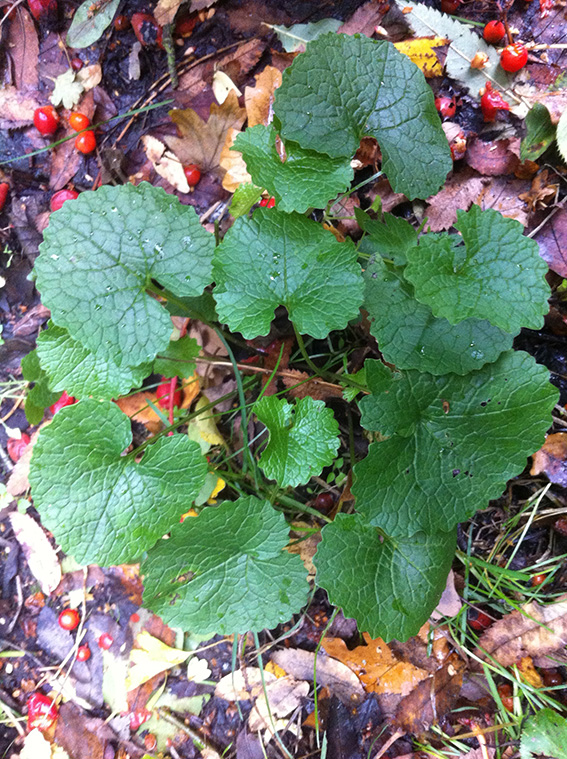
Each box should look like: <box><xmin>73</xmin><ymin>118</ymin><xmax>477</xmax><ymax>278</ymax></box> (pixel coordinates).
<box><xmin>35</xmin><ymin>183</ymin><xmax>215</xmax><ymax>368</ymax></box>
<box><xmin>315</xmin><ymin>514</ymin><xmax>456</xmax><ymax>640</ymax></box>
<box><xmin>234</xmin><ymin>125</ymin><xmax>353</xmax><ymax>213</ymax></box>
<box><xmin>274</xmin><ymin>34</ymin><xmax>452</xmax><ymax>199</ymax></box>
<box><xmin>520</xmin><ymin>708</ymin><xmax>567</xmax><ymax>759</ymax></box>
<box><xmin>271</xmin><ymin>18</ymin><xmax>342</xmax><ymax>52</ymax></box>
<box><xmin>404</xmin><ymin>205</ymin><xmax>549</xmax><ymax>333</ymax></box>
<box><xmin>142</xmin><ymin>497</ymin><xmax>310</xmax><ymax>634</ymax></box>
<box><xmin>66</xmin><ymin>0</ymin><xmax>121</xmax><ymax>48</ymax></box>
<box><xmin>521</xmin><ymin>103</ymin><xmax>556</xmax><ymax>161</ymax></box>
<box><xmin>213</xmin><ymin>208</ymin><xmax>364</xmax><ymax>339</ymax></box>
<box><xmin>396</xmin><ymin>1</ymin><xmax>510</xmax><ymax>95</ymax></box>
<box><xmin>229</xmin><ymin>183</ymin><xmax>263</xmax><ymax>218</ymax></box>
<box><xmin>29</xmin><ymin>400</ymin><xmax>208</xmax><ymax>565</ymax></box>
<box><xmin>164</xmin><ymin>291</ymin><xmax>218</xmax><ymax>323</ymax></box>
<box><xmin>557</xmin><ymin>108</ymin><xmax>567</xmax><ymax>164</ymax></box>
<box><xmin>37</xmin><ymin>322</ymin><xmax>150</xmax><ymax>399</ymax></box>
<box><xmin>353</xmin><ymin>352</ymin><xmax>558</xmax><ymax>536</ymax></box>
<box><xmin>153</xmin><ymin>336</ymin><xmax>200</xmax><ymax>379</ymax></box>
<box><xmin>363</xmin><ymin>256</ymin><xmax>514</xmax><ymax>374</ymax></box>
<box><xmin>255</xmin><ymin>396</ymin><xmax>340</xmax><ymax>487</ymax></box>
<box><xmin>356</xmin><ymin>209</ymin><xmax>418</xmax><ymax>266</ymax></box>
<box><xmin>21</xmin><ymin>350</ymin><xmax>60</xmax><ymax>425</ymax></box>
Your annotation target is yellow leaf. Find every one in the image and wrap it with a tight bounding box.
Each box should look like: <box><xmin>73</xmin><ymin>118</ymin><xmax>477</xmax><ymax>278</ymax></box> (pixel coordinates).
<box><xmin>220</xmin><ymin>126</ymin><xmax>252</xmax><ymax>192</ymax></box>
<box><xmin>127</xmin><ymin>630</ymin><xmax>192</xmax><ymax>691</ymax></box>
<box><xmin>192</xmin><ymin>396</ymin><xmax>225</xmax><ymax>446</ymax></box>
<box><xmin>393</xmin><ymin>37</ymin><xmax>447</xmax><ymax>78</ymax></box>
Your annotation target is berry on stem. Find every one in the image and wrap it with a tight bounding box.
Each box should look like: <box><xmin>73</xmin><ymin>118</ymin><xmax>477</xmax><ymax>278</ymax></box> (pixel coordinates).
<box><xmin>156</xmin><ymin>380</ymin><xmax>182</xmax><ymax>410</ymax></box>
<box><xmin>76</xmin><ymin>644</ymin><xmax>91</xmax><ymax>661</ymax></box>
<box><xmin>75</xmin><ymin>131</ymin><xmax>96</xmax><ymax>154</ymax></box>
<box><xmin>50</xmin><ymin>189</ymin><xmax>79</xmax><ymax>212</ymax></box>
<box><xmin>183</xmin><ymin>164</ymin><xmax>201</xmax><ymax>186</ymax></box>
<box><xmin>480</xmin><ymin>83</ymin><xmax>510</xmax><ymax>121</ymax></box>
<box><xmin>33</xmin><ymin>106</ymin><xmax>59</xmax><ymax>136</ymax></box>
<box><xmin>0</xmin><ymin>183</ymin><xmax>9</xmax><ymax>212</ymax></box>
<box><xmin>440</xmin><ymin>0</ymin><xmax>461</xmax><ymax>13</ymax></box>
<box><xmin>7</xmin><ymin>434</ymin><xmax>30</xmax><ymax>463</ymax></box>
<box><xmin>483</xmin><ymin>20</ymin><xmax>506</xmax><ymax>44</ymax></box>
<box><xmin>70</xmin><ymin>57</ymin><xmax>83</xmax><ymax>71</ymax></box>
<box><xmin>500</xmin><ymin>42</ymin><xmax>528</xmax><ymax>72</ymax></box>
<box><xmin>69</xmin><ymin>112</ymin><xmax>91</xmax><ymax>132</ymax></box>
<box><xmin>27</xmin><ymin>693</ymin><xmax>58</xmax><ymax>731</ymax></box>
<box><xmin>58</xmin><ymin>608</ymin><xmax>80</xmax><ymax>630</ymax></box>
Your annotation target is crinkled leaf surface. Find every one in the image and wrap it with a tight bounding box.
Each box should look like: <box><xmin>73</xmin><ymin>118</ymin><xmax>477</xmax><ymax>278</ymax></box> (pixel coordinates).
<box><xmin>142</xmin><ymin>497</ymin><xmax>310</xmax><ymax>634</ymax></box>
<box><xmin>274</xmin><ymin>34</ymin><xmax>451</xmax><ymax>199</ymax></box>
<box><xmin>21</xmin><ymin>350</ymin><xmax>60</xmax><ymax>425</ymax></box>
<box><xmin>363</xmin><ymin>257</ymin><xmax>514</xmax><ymax>375</ymax></box>
<box><xmin>405</xmin><ymin>205</ymin><xmax>549</xmax><ymax>333</ymax></box>
<box><xmin>353</xmin><ymin>352</ymin><xmax>558</xmax><ymax>536</ymax></box>
<box><xmin>213</xmin><ymin>208</ymin><xmax>363</xmax><ymax>338</ymax></box>
<box><xmin>153</xmin><ymin>336</ymin><xmax>200</xmax><ymax>379</ymax></box>
<box><xmin>29</xmin><ymin>400</ymin><xmax>207</xmax><ymax>565</ymax></box>
<box><xmin>66</xmin><ymin>0</ymin><xmax>121</xmax><ymax>47</ymax></box>
<box><xmin>255</xmin><ymin>396</ymin><xmax>339</xmax><ymax>487</ymax></box>
<box><xmin>37</xmin><ymin>322</ymin><xmax>150</xmax><ymax>399</ymax></box>
<box><xmin>521</xmin><ymin>104</ymin><xmax>557</xmax><ymax>162</ymax></box>
<box><xmin>35</xmin><ymin>183</ymin><xmax>214</xmax><ymax>368</ymax></box>
<box><xmin>230</xmin><ymin>183</ymin><xmax>263</xmax><ymax>219</ymax></box>
<box><xmin>520</xmin><ymin>708</ymin><xmax>567</xmax><ymax>759</ymax></box>
<box><xmin>234</xmin><ymin>124</ymin><xmax>353</xmax><ymax>213</ymax></box>
<box><xmin>315</xmin><ymin>514</ymin><xmax>456</xmax><ymax>640</ymax></box>
<box><xmin>356</xmin><ymin>209</ymin><xmax>418</xmax><ymax>266</ymax></box>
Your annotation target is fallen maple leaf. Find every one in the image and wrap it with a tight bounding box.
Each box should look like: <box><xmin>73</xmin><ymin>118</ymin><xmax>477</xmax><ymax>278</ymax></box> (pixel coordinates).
<box><xmin>165</xmin><ymin>91</ymin><xmax>246</xmax><ymax>174</ymax></box>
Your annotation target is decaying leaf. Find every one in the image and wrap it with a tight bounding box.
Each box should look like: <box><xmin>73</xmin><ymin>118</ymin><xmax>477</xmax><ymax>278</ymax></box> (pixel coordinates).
<box><xmin>535</xmin><ymin>208</ymin><xmax>567</xmax><ymax>277</ymax></box>
<box><xmin>271</xmin><ymin>648</ymin><xmax>365</xmax><ymax>704</ymax></box>
<box><xmin>220</xmin><ymin>127</ymin><xmax>252</xmax><ymax>192</ymax></box>
<box><xmin>215</xmin><ymin>667</ymin><xmax>276</xmax><ymax>701</ymax></box>
<box><xmin>165</xmin><ymin>91</ymin><xmax>246</xmax><ymax>173</ymax></box>
<box><xmin>245</xmin><ymin>65</ymin><xmax>282</xmax><ymax>128</ymax></box>
<box><xmin>393</xmin><ymin>37</ymin><xmax>448</xmax><ymax>77</ymax></box>
<box><xmin>530</xmin><ymin>432</ymin><xmax>567</xmax><ymax>486</ymax></box>
<box><xmin>212</xmin><ymin>71</ymin><xmax>242</xmax><ymax>105</ymax></box>
<box><xmin>9</xmin><ymin>511</ymin><xmax>61</xmax><ymax>594</ymax></box>
<box><xmin>126</xmin><ymin>630</ymin><xmax>194</xmax><ymax>690</ymax></box>
<box><xmin>287</xmin><ymin>525</ymin><xmax>321</xmax><ymax>578</ymax></box>
<box><xmin>50</xmin><ymin>69</ymin><xmax>84</xmax><ymax>110</ymax></box>
<box><xmin>154</xmin><ymin>0</ymin><xmax>185</xmax><ymax>26</ymax></box>
<box><xmin>0</xmin><ymin>87</ymin><xmax>39</xmax><ymax>127</ymax></box>
<box><xmin>7</xmin><ymin>427</ymin><xmax>43</xmax><ymax>497</ymax></box>
<box><xmin>282</xmin><ymin>369</ymin><xmax>344</xmax><ymax>401</ymax></box>
<box><xmin>142</xmin><ymin>135</ymin><xmax>190</xmax><ymax>193</ymax></box>
<box><xmin>431</xmin><ymin>570</ymin><xmax>463</xmax><ymax>619</ymax></box>
<box><xmin>476</xmin><ymin>598</ymin><xmax>567</xmax><ymax>667</ymax></box>
<box><xmin>75</xmin><ymin>63</ymin><xmax>103</xmax><ymax>92</ymax></box>
<box><xmin>248</xmin><ymin>676</ymin><xmax>309</xmax><ymax>734</ymax></box>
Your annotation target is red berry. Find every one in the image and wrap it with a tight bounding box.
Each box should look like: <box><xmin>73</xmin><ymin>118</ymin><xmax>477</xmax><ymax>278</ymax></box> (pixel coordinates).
<box><xmin>259</xmin><ymin>196</ymin><xmax>276</xmax><ymax>208</ymax></box>
<box><xmin>144</xmin><ymin>733</ymin><xmax>157</xmax><ymax>750</ymax></box>
<box><xmin>434</xmin><ymin>96</ymin><xmax>457</xmax><ymax>118</ymax></box>
<box><xmin>33</xmin><ymin>106</ymin><xmax>59</xmax><ymax>136</ymax></box>
<box><xmin>69</xmin><ymin>112</ymin><xmax>91</xmax><ymax>132</ymax></box>
<box><xmin>27</xmin><ymin>693</ymin><xmax>58</xmax><ymax>731</ymax></box>
<box><xmin>480</xmin><ymin>83</ymin><xmax>510</xmax><ymax>122</ymax></box>
<box><xmin>27</xmin><ymin>0</ymin><xmax>57</xmax><ymax>21</ymax></box>
<box><xmin>441</xmin><ymin>0</ymin><xmax>461</xmax><ymax>13</ymax></box>
<box><xmin>76</xmin><ymin>644</ymin><xmax>91</xmax><ymax>661</ymax></box>
<box><xmin>531</xmin><ymin>573</ymin><xmax>547</xmax><ymax>586</ymax></box>
<box><xmin>58</xmin><ymin>608</ymin><xmax>80</xmax><ymax>631</ymax></box>
<box><xmin>175</xmin><ymin>14</ymin><xmax>198</xmax><ymax>37</ymax></box>
<box><xmin>129</xmin><ymin>708</ymin><xmax>151</xmax><ymax>731</ymax></box>
<box><xmin>113</xmin><ymin>14</ymin><xmax>130</xmax><ymax>30</ymax></box>
<box><xmin>49</xmin><ymin>390</ymin><xmax>77</xmax><ymax>415</ymax></box>
<box><xmin>50</xmin><ymin>189</ymin><xmax>79</xmax><ymax>212</ymax></box>
<box><xmin>497</xmin><ymin>683</ymin><xmax>514</xmax><ymax>711</ymax></box>
<box><xmin>7</xmin><ymin>433</ymin><xmax>30</xmax><ymax>463</ymax></box>
<box><xmin>469</xmin><ymin>609</ymin><xmax>493</xmax><ymax>631</ymax></box>
<box><xmin>500</xmin><ymin>42</ymin><xmax>528</xmax><ymax>72</ymax></box>
<box><xmin>315</xmin><ymin>492</ymin><xmax>335</xmax><ymax>511</ymax></box>
<box><xmin>542</xmin><ymin>669</ymin><xmax>563</xmax><ymax>687</ymax></box>
<box><xmin>0</xmin><ymin>182</ymin><xmax>9</xmax><ymax>212</ymax></box>
<box><xmin>183</xmin><ymin>164</ymin><xmax>201</xmax><ymax>186</ymax></box>
<box><xmin>156</xmin><ymin>381</ymin><xmax>182</xmax><ymax>409</ymax></box>
<box><xmin>98</xmin><ymin>632</ymin><xmax>113</xmax><ymax>650</ymax></box>
<box><xmin>483</xmin><ymin>20</ymin><xmax>506</xmax><ymax>44</ymax></box>
<box><xmin>131</xmin><ymin>13</ymin><xmax>163</xmax><ymax>47</ymax></box>
<box><xmin>75</xmin><ymin>130</ymin><xmax>96</xmax><ymax>154</ymax></box>
<box><xmin>130</xmin><ymin>612</ymin><xmax>140</xmax><ymax>623</ymax></box>
<box><xmin>70</xmin><ymin>57</ymin><xmax>83</xmax><ymax>71</ymax></box>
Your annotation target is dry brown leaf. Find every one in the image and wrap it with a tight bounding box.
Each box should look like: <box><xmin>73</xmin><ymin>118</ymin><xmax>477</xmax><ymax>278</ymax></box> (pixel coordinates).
<box><xmin>245</xmin><ymin>65</ymin><xmax>282</xmax><ymax>128</ymax></box>
<box><xmin>475</xmin><ymin>177</ymin><xmax>530</xmax><ymax>226</ymax></box>
<box><xmin>142</xmin><ymin>135</ymin><xmax>190</xmax><ymax>193</ymax></box>
<box><xmin>518</xmin><ymin>168</ymin><xmax>559</xmax><ymax>212</ymax></box>
<box><xmin>466</xmin><ymin>137</ymin><xmax>521</xmax><ymax>177</ymax></box>
<box><xmin>338</xmin><ymin>1</ymin><xmax>388</xmax><ymax>36</ymax></box>
<box><xmin>526</xmin><ymin>90</ymin><xmax>567</xmax><ymax>124</ymax></box>
<box><xmin>219</xmin><ymin>127</ymin><xmax>252</xmax><ymax>192</ymax></box>
<box><xmin>535</xmin><ymin>207</ymin><xmax>567</xmax><ymax>277</ymax></box>
<box><xmin>287</xmin><ymin>527</ymin><xmax>321</xmax><ymax>579</ymax></box>
<box><xmin>431</xmin><ymin>570</ymin><xmax>463</xmax><ymax>620</ymax></box>
<box><xmin>248</xmin><ymin>676</ymin><xmax>309</xmax><ymax>734</ymax></box>
<box><xmin>475</xmin><ymin>598</ymin><xmax>567</xmax><ymax>667</ymax></box>
<box><xmin>6</xmin><ymin>7</ymin><xmax>39</xmax><ymax>90</ymax></box>
<box><xmin>393</xmin><ymin>654</ymin><xmax>465</xmax><ymax>733</ymax></box>
<box><xmin>115</xmin><ymin>392</ymin><xmax>163</xmax><ymax>432</ymax></box>
<box><xmin>0</xmin><ymin>86</ymin><xmax>38</xmax><ymax>127</ymax></box>
<box><xmin>271</xmin><ymin>648</ymin><xmax>365</xmax><ymax>704</ymax></box>
<box><xmin>9</xmin><ymin>511</ymin><xmax>61</xmax><ymax>594</ymax></box>
<box><xmin>389</xmin><ymin>624</ymin><xmax>451</xmax><ymax>672</ymax></box>
<box><xmin>322</xmin><ymin>634</ymin><xmax>429</xmax><ymax>696</ymax></box>
<box><xmin>530</xmin><ymin>432</ymin><xmax>567</xmax><ymax>486</ymax></box>
<box><xmin>154</xmin><ymin>0</ymin><xmax>184</xmax><ymax>26</ymax></box>
<box><xmin>165</xmin><ymin>91</ymin><xmax>246</xmax><ymax>174</ymax></box>
<box><xmin>282</xmin><ymin>369</ymin><xmax>344</xmax><ymax>401</ymax></box>
<box><xmin>215</xmin><ymin>667</ymin><xmax>276</xmax><ymax>701</ymax></box>
<box><xmin>7</xmin><ymin>427</ymin><xmax>44</xmax><ymax>497</ymax></box>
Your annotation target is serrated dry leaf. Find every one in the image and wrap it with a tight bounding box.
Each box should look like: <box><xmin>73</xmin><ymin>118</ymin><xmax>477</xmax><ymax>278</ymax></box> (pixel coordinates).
<box><xmin>220</xmin><ymin>127</ymin><xmax>252</xmax><ymax>192</ymax></box>
<box><xmin>165</xmin><ymin>91</ymin><xmax>246</xmax><ymax>173</ymax></box>
<box><xmin>245</xmin><ymin>65</ymin><xmax>282</xmax><ymax>128</ymax></box>
<box><xmin>475</xmin><ymin>598</ymin><xmax>567</xmax><ymax>667</ymax></box>
<box><xmin>75</xmin><ymin>63</ymin><xmax>102</xmax><ymax>91</ymax></box>
<box><xmin>271</xmin><ymin>649</ymin><xmax>365</xmax><ymax>704</ymax></box>
<box><xmin>9</xmin><ymin>511</ymin><xmax>62</xmax><ymax>594</ymax></box>
<box><xmin>393</xmin><ymin>36</ymin><xmax>448</xmax><ymax>77</ymax></box>
<box><xmin>142</xmin><ymin>135</ymin><xmax>190</xmax><ymax>193</ymax></box>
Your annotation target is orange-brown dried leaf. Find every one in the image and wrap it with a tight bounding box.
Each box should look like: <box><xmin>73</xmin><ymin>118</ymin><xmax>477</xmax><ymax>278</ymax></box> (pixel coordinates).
<box><xmin>282</xmin><ymin>369</ymin><xmax>344</xmax><ymax>401</ymax></box>
<box><xmin>517</xmin><ymin>656</ymin><xmax>543</xmax><ymax>688</ymax></box>
<box><xmin>530</xmin><ymin>432</ymin><xmax>567</xmax><ymax>486</ymax></box>
<box><xmin>322</xmin><ymin>634</ymin><xmax>429</xmax><ymax>696</ymax></box>
<box><xmin>475</xmin><ymin>598</ymin><xmax>567</xmax><ymax>667</ymax></box>
<box><xmin>245</xmin><ymin>65</ymin><xmax>282</xmax><ymax>128</ymax></box>
<box><xmin>115</xmin><ymin>392</ymin><xmax>163</xmax><ymax>432</ymax></box>
<box><xmin>219</xmin><ymin>126</ymin><xmax>252</xmax><ymax>192</ymax></box>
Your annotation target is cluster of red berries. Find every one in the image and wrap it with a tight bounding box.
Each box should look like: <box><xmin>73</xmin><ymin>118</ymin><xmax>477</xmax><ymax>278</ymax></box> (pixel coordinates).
<box><xmin>33</xmin><ymin>107</ymin><xmax>96</xmax><ymax>154</ymax></box>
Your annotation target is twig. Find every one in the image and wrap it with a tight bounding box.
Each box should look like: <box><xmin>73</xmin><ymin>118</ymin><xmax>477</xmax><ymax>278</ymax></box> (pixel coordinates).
<box><xmin>372</xmin><ymin>729</ymin><xmax>404</xmax><ymax>759</ymax></box>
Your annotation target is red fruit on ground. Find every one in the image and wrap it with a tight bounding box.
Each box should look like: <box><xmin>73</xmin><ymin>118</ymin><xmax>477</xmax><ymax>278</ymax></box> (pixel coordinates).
<box><xmin>435</xmin><ymin>96</ymin><xmax>457</xmax><ymax>118</ymax></box>
<box><xmin>0</xmin><ymin>183</ymin><xmax>9</xmax><ymax>212</ymax></box>
<box><xmin>33</xmin><ymin>106</ymin><xmax>59</xmax><ymax>136</ymax></box>
<box><xmin>98</xmin><ymin>632</ymin><xmax>114</xmax><ymax>650</ymax></box>
<box><xmin>75</xmin><ymin>131</ymin><xmax>96</xmax><ymax>154</ymax></box>
<box><xmin>113</xmin><ymin>14</ymin><xmax>129</xmax><ymax>30</ymax></box>
<box><xmin>58</xmin><ymin>608</ymin><xmax>80</xmax><ymax>630</ymax></box>
<box><xmin>7</xmin><ymin>434</ymin><xmax>30</xmax><ymax>463</ymax></box>
<box><xmin>440</xmin><ymin>0</ymin><xmax>461</xmax><ymax>13</ymax></box>
<box><xmin>483</xmin><ymin>20</ymin><xmax>506</xmax><ymax>44</ymax></box>
<box><xmin>76</xmin><ymin>644</ymin><xmax>91</xmax><ymax>661</ymax></box>
<box><xmin>314</xmin><ymin>492</ymin><xmax>335</xmax><ymax>511</ymax></box>
<box><xmin>27</xmin><ymin>693</ymin><xmax>58</xmax><ymax>731</ymax></box>
<box><xmin>50</xmin><ymin>189</ymin><xmax>79</xmax><ymax>211</ymax></box>
<box><xmin>468</xmin><ymin>609</ymin><xmax>493</xmax><ymax>631</ymax></box>
<box><xmin>27</xmin><ymin>0</ymin><xmax>57</xmax><ymax>21</ymax></box>
<box><xmin>129</xmin><ymin>708</ymin><xmax>151</xmax><ymax>730</ymax></box>
<box><xmin>156</xmin><ymin>381</ymin><xmax>182</xmax><ymax>409</ymax></box>
<box><xmin>131</xmin><ymin>13</ymin><xmax>163</xmax><ymax>47</ymax></box>
<box><xmin>480</xmin><ymin>83</ymin><xmax>510</xmax><ymax>121</ymax></box>
<box><xmin>69</xmin><ymin>112</ymin><xmax>91</xmax><ymax>132</ymax></box>
<box><xmin>500</xmin><ymin>42</ymin><xmax>528</xmax><ymax>72</ymax></box>
<box><xmin>70</xmin><ymin>57</ymin><xmax>84</xmax><ymax>71</ymax></box>
<box><xmin>183</xmin><ymin>164</ymin><xmax>201</xmax><ymax>186</ymax></box>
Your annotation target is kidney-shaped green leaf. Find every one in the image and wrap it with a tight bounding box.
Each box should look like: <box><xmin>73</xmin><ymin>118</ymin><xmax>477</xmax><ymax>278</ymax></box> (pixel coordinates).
<box><xmin>29</xmin><ymin>400</ymin><xmax>208</xmax><ymax>565</ymax></box>
<box><xmin>315</xmin><ymin>513</ymin><xmax>456</xmax><ymax>641</ymax></box>
<box><xmin>274</xmin><ymin>34</ymin><xmax>452</xmax><ymax>200</ymax></box>
<box><xmin>213</xmin><ymin>208</ymin><xmax>364</xmax><ymax>338</ymax></box>
<box><xmin>35</xmin><ymin>182</ymin><xmax>215</xmax><ymax>368</ymax></box>
<box><xmin>353</xmin><ymin>351</ymin><xmax>558</xmax><ymax>536</ymax></box>
<box><xmin>405</xmin><ymin>205</ymin><xmax>550</xmax><ymax>334</ymax></box>
<box><xmin>142</xmin><ymin>497</ymin><xmax>310</xmax><ymax>634</ymax></box>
